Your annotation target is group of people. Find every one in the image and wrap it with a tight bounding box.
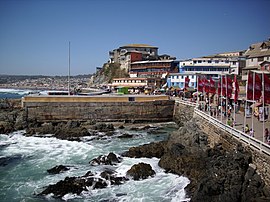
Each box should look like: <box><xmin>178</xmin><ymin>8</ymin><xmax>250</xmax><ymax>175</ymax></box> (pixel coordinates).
<box><xmin>244</xmin><ymin>124</ymin><xmax>270</xmax><ymax>145</ymax></box>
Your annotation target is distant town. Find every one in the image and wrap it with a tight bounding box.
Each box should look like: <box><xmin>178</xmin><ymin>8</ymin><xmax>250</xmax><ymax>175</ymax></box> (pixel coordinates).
<box><xmin>0</xmin><ymin>74</ymin><xmax>91</xmax><ymax>91</ymax></box>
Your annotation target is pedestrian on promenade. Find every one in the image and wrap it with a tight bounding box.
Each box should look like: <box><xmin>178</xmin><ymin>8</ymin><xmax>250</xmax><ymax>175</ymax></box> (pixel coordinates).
<box><xmin>227</xmin><ymin>118</ymin><xmax>232</xmax><ymax>127</ymax></box>
<box><xmin>249</xmin><ymin>128</ymin><xmax>254</xmax><ymax>137</ymax></box>
<box><xmin>232</xmin><ymin>118</ymin><xmax>236</xmax><ymax>127</ymax></box>
<box><xmin>245</xmin><ymin>124</ymin><xmax>250</xmax><ymax>134</ymax></box>
<box><xmin>265</xmin><ymin>128</ymin><xmax>269</xmax><ymax>143</ymax></box>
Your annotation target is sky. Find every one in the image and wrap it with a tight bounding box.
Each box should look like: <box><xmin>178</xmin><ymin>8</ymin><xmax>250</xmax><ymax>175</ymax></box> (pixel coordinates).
<box><xmin>0</xmin><ymin>0</ymin><xmax>270</xmax><ymax>76</ymax></box>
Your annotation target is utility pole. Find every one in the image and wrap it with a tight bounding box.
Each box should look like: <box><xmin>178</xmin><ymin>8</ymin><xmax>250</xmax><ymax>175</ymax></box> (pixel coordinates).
<box><xmin>68</xmin><ymin>41</ymin><xmax>71</xmax><ymax>95</ymax></box>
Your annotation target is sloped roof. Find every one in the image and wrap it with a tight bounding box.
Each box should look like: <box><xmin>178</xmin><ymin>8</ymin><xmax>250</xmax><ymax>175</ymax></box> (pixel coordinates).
<box><xmin>245</xmin><ymin>40</ymin><xmax>270</xmax><ymax>58</ymax></box>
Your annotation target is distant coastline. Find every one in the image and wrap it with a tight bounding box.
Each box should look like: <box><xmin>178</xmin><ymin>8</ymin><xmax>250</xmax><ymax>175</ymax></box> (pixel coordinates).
<box><xmin>0</xmin><ymin>85</ymin><xmax>68</xmax><ymax>91</ymax></box>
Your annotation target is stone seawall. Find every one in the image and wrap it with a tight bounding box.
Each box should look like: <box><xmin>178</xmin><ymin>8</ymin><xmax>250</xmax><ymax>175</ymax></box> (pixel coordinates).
<box><xmin>22</xmin><ymin>95</ymin><xmax>174</xmax><ymax>122</ymax></box>
<box><xmin>174</xmin><ymin>101</ymin><xmax>270</xmax><ymax>187</ymax></box>
<box><xmin>195</xmin><ymin>113</ymin><xmax>270</xmax><ymax>187</ymax></box>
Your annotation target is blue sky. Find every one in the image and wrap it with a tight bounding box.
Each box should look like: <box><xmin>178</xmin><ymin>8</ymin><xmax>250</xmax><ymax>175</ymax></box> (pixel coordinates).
<box><xmin>0</xmin><ymin>0</ymin><xmax>269</xmax><ymax>76</ymax></box>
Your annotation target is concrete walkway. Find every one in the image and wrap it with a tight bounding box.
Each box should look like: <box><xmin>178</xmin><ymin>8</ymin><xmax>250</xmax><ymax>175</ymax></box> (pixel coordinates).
<box><xmin>207</xmin><ymin>109</ymin><xmax>270</xmax><ymax>143</ymax></box>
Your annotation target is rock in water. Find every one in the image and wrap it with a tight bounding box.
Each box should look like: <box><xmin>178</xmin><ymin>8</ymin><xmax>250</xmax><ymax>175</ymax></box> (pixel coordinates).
<box><xmin>47</xmin><ymin>165</ymin><xmax>70</xmax><ymax>174</ymax></box>
<box><xmin>39</xmin><ymin>176</ymin><xmax>107</xmax><ymax>198</ymax></box>
<box><xmin>126</xmin><ymin>162</ymin><xmax>155</xmax><ymax>180</ymax></box>
<box><xmin>122</xmin><ymin>141</ymin><xmax>166</xmax><ymax>158</ymax></box>
<box><xmin>89</xmin><ymin>152</ymin><xmax>123</xmax><ymax>166</ymax></box>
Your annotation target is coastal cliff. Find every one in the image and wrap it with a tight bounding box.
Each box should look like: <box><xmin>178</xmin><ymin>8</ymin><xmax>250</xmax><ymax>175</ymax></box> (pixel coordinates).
<box><xmin>124</xmin><ymin>117</ymin><xmax>270</xmax><ymax>201</ymax></box>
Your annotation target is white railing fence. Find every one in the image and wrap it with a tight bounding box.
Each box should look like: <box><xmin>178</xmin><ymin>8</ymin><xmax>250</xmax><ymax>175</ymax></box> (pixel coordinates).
<box><xmin>175</xmin><ymin>99</ymin><xmax>270</xmax><ymax>156</ymax></box>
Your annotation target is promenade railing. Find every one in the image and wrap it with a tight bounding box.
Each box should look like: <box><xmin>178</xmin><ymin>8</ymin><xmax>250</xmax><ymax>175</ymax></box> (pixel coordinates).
<box><xmin>174</xmin><ymin>99</ymin><xmax>270</xmax><ymax>157</ymax></box>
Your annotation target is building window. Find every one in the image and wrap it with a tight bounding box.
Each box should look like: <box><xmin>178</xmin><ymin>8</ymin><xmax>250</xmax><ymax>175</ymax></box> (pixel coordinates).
<box><xmin>198</xmin><ymin>60</ymin><xmax>202</xmax><ymax>63</ymax></box>
<box><xmin>258</xmin><ymin>57</ymin><xmax>264</xmax><ymax>62</ymax></box>
<box><xmin>191</xmin><ymin>75</ymin><xmax>194</xmax><ymax>79</ymax></box>
<box><xmin>208</xmin><ymin>60</ymin><xmax>211</xmax><ymax>63</ymax></box>
<box><xmin>233</xmin><ymin>61</ymin><xmax>236</xmax><ymax>65</ymax></box>
<box><xmin>215</xmin><ymin>60</ymin><xmax>219</xmax><ymax>63</ymax></box>
<box><xmin>181</xmin><ymin>76</ymin><xmax>184</xmax><ymax>79</ymax></box>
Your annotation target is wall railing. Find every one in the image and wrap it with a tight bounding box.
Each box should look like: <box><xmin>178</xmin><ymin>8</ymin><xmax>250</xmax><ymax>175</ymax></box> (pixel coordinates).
<box><xmin>175</xmin><ymin>99</ymin><xmax>270</xmax><ymax>157</ymax></box>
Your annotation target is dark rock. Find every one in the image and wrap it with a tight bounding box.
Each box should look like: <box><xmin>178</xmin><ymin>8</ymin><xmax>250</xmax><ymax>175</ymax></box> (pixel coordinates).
<box><xmin>0</xmin><ymin>121</ymin><xmax>14</xmax><ymax>134</ymax></box>
<box><xmin>82</xmin><ymin>171</ymin><xmax>94</xmax><ymax>177</ymax></box>
<box><xmin>122</xmin><ymin>141</ymin><xmax>165</xmax><ymax>158</ymax></box>
<box><xmin>118</xmin><ymin>133</ymin><xmax>134</xmax><ymax>139</ymax></box>
<box><xmin>93</xmin><ymin>123</ymin><xmax>114</xmax><ymax>132</ymax></box>
<box><xmin>118</xmin><ymin>125</ymin><xmax>125</xmax><ymax>129</ymax></box>
<box><xmin>89</xmin><ymin>152</ymin><xmax>122</xmax><ymax>166</ymax></box>
<box><xmin>126</xmin><ymin>162</ymin><xmax>155</xmax><ymax>180</ymax></box>
<box><xmin>39</xmin><ymin>176</ymin><xmax>107</xmax><ymax>198</ymax></box>
<box><xmin>26</xmin><ymin>121</ymin><xmax>90</xmax><ymax>140</ymax></box>
<box><xmin>47</xmin><ymin>165</ymin><xmax>70</xmax><ymax>174</ymax></box>
<box><xmin>100</xmin><ymin>169</ymin><xmax>128</xmax><ymax>185</ymax></box>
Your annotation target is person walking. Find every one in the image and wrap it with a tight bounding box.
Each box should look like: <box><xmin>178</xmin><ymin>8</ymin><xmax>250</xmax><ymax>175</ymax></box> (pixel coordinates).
<box><xmin>245</xmin><ymin>124</ymin><xmax>250</xmax><ymax>134</ymax></box>
<box><xmin>249</xmin><ymin>128</ymin><xmax>254</xmax><ymax>137</ymax></box>
<box><xmin>265</xmin><ymin>128</ymin><xmax>269</xmax><ymax>143</ymax></box>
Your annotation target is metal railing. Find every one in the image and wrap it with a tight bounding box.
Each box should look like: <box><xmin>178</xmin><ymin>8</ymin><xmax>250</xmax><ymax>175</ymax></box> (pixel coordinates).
<box><xmin>173</xmin><ymin>98</ymin><xmax>197</xmax><ymax>107</ymax></box>
<box><xmin>175</xmin><ymin>99</ymin><xmax>270</xmax><ymax>156</ymax></box>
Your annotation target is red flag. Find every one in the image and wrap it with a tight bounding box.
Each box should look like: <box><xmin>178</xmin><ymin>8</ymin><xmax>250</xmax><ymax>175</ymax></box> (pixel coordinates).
<box><xmin>198</xmin><ymin>77</ymin><xmax>204</xmax><ymax>92</ymax></box>
<box><xmin>247</xmin><ymin>72</ymin><xmax>262</xmax><ymax>101</ymax></box>
<box><xmin>218</xmin><ymin>82</ymin><xmax>221</xmax><ymax>95</ymax></box>
<box><xmin>209</xmin><ymin>77</ymin><xmax>216</xmax><ymax>94</ymax></box>
<box><xmin>254</xmin><ymin>73</ymin><xmax>262</xmax><ymax>100</ymax></box>
<box><xmin>204</xmin><ymin>78</ymin><xmax>210</xmax><ymax>93</ymax></box>
<box><xmin>222</xmin><ymin>76</ymin><xmax>226</xmax><ymax>97</ymax></box>
<box><xmin>264</xmin><ymin>74</ymin><xmax>270</xmax><ymax>104</ymax></box>
<box><xmin>184</xmin><ymin>76</ymin><xmax>190</xmax><ymax>89</ymax></box>
<box><xmin>234</xmin><ymin>75</ymin><xmax>239</xmax><ymax>102</ymax></box>
<box><xmin>227</xmin><ymin>77</ymin><xmax>233</xmax><ymax>98</ymax></box>
<box><xmin>247</xmin><ymin>71</ymin><xmax>253</xmax><ymax>100</ymax></box>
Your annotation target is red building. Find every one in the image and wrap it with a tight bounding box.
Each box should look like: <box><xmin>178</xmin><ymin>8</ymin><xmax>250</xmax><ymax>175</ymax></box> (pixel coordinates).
<box><xmin>129</xmin><ymin>60</ymin><xmax>179</xmax><ymax>78</ymax></box>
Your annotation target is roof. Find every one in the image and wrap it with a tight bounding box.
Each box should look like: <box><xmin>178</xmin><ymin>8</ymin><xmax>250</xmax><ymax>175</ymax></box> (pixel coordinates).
<box><xmin>259</xmin><ymin>60</ymin><xmax>270</xmax><ymax>65</ymax></box>
<box><xmin>120</xmin><ymin>44</ymin><xmax>158</xmax><ymax>49</ymax></box>
<box><xmin>245</xmin><ymin>40</ymin><xmax>270</xmax><ymax>58</ymax></box>
<box><xmin>242</xmin><ymin>65</ymin><xmax>260</xmax><ymax>70</ymax></box>
<box><xmin>113</xmin><ymin>77</ymin><xmax>147</xmax><ymax>81</ymax></box>
<box><xmin>131</xmin><ymin>60</ymin><xmax>174</xmax><ymax>64</ymax></box>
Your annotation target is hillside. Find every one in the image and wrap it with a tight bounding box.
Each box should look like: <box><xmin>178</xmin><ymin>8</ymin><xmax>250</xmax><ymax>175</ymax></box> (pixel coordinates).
<box><xmin>89</xmin><ymin>62</ymin><xmax>129</xmax><ymax>86</ymax></box>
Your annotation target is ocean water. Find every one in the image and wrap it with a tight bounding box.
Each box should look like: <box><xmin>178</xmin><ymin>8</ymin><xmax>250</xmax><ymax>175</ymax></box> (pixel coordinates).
<box><xmin>0</xmin><ymin>88</ymin><xmax>34</xmax><ymax>99</ymax></box>
<box><xmin>0</xmin><ymin>123</ymin><xmax>190</xmax><ymax>202</ymax></box>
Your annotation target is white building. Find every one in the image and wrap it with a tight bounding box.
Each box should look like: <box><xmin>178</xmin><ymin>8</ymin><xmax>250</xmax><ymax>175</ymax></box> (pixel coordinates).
<box><xmin>179</xmin><ymin>55</ymin><xmax>244</xmax><ymax>79</ymax></box>
<box><xmin>167</xmin><ymin>73</ymin><xmax>197</xmax><ymax>89</ymax></box>
<box><xmin>167</xmin><ymin>52</ymin><xmax>245</xmax><ymax>90</ymax></box>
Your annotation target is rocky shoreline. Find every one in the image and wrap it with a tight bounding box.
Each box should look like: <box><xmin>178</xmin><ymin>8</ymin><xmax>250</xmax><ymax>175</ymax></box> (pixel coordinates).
<box><xmin>1</xmin><ymin>98</ymin><xmax>270</xmax><ymax>201</ymax></box>
<box><xmin>125</xmin><ymin>118</ymin><xmax>270</xmax><ymax>201</ymax></box>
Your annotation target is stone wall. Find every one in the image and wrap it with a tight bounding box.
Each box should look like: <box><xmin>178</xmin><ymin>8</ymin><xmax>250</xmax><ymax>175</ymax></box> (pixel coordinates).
<box><xmin>23</xmin><ymin>97</ymin><xmax>175</xmax><ymax>122</ymax></box>
<box><xmin>173</xmin><ymin>101</ymin><xmax>195</xmax><ymax>127</ymax></box>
